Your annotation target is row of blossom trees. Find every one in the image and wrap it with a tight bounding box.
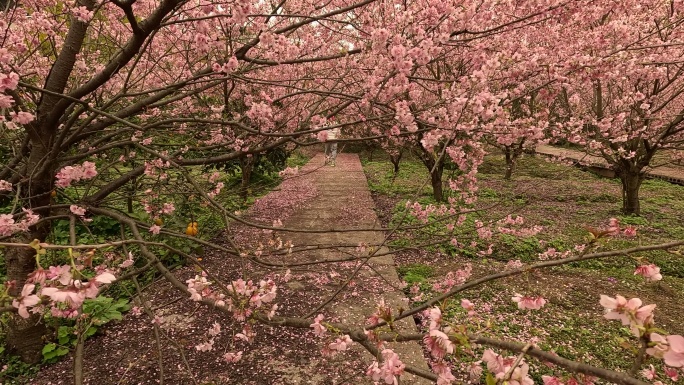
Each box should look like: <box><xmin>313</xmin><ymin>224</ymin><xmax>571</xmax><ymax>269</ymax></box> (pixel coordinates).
<box><xmin>0</xmin><ymin>0</ymin><xmax>683</xmax><ymax>383</ymax></box>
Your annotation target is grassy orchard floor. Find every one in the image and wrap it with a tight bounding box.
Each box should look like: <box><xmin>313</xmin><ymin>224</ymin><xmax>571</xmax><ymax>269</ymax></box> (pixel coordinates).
<box><xmin>362</xmin><ymin>151</ymin><xmax>684</xmax><ymax>383</ymax></box>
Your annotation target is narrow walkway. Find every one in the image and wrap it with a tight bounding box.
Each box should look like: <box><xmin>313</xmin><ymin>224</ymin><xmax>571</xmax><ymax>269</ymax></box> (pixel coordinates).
<box><xmin>29</xmin><ymin>153</ymin><xmax>432</xmax><ymax>385</ymax></box>
<box><xmin>271</xmin><ymin>152</ymin><xmax>431</xmax><ymax>384</ymax></box>
<box><xmin>536</xmin><ymin>145</ymin><xmax>684</xmax><ymax>185</ymax></box>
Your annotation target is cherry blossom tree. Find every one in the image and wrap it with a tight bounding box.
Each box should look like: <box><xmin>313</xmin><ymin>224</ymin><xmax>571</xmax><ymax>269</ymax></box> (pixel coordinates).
<box><xmin>0</xmin><ymin>0</ymin><xmax>374</xmax><ymax>362</ymax></box>
<box><xmin>0</xmin><ymin>1</ymin><xmax>683</xmax><ymax>385</ymax></box>
<box><xmin>553</xmin><ymin>0</ymin><xmax>684</xmax><ymax>214</ymax></box>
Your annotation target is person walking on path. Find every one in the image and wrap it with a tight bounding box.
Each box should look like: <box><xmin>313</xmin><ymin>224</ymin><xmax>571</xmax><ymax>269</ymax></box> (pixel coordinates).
<box><xmin>324</xmin><ymin>117</ymin><xmax>341</xmax><ymax>166</ymax></box>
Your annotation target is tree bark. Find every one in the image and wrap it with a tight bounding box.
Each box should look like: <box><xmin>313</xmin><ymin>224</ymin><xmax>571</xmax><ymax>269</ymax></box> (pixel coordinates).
<box><xmin>6</xmin><ymin>238</ymin><xmax>48</xmax><ymax>363</ymax></box>
<box><xmin>414</xmin><ymin>142</ymin><xmax>446</xmax><ymax>202</ymax></box>
<box><xmin>5</xmin><ymin>140</ymin><xmax>54</xmax><ymax>362</ymax></box>
<box><xmin>504</xmin><ymin>150</ymin><xmax>516</xmax><ymax>180</ymax></box>
<box><xmin>239</xmin><ymin>156</ymin><xmax>255</xmax><ymax>200</ymax></box>
<box><xmin>503</xmin><ymin>143</ymin><xmax>524</xmax><ymax>180</ymax></box>
<box><xmin>619</xmin><ymin>170</ymin><xmax>644</xmax><ymax>215</ymax></box>
<box><xmin>389</xmin><ymin>151</ymin><xmax>402</xmax><ymax>175</ymax></box>
<box><xmin>431</xmin><ymin>164</ymin><xmax>444</xmax><ymax>202</ymax></box>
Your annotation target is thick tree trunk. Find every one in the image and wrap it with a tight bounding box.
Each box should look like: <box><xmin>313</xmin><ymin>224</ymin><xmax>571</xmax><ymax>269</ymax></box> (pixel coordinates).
<box><xmin>414</xmin><ymin>142</ymin><xmax>446</xmax><ymax>202</ymax></box>
<box><xmin>620</xmin><ymin>170</ymin><xmax>644</xmax><ymax>215</ymax></box>
<box><xmin>503</xmin><ymin>144</ymin><xmax>524</xmax><ymax>180</ymax></box>
<box><xmin>239</xmin><ymin>156</ymin><xmax>255</xmax><ymax>200</ymax></box>
<box><xmin>5</xmin><ymin>141</ymin><xmax>53</xmax><ymax>362</ymax></box>
<box><xmin>504</xmin><ymin>151</ymin><xmax>516</xmax><ymax>180</ymax></box>
<box><xmin>389</xmin><ymin>151</ymin><xmax>402</xmax><ymax>175</ymax></box>
<box><xmin>6</xmin><ymin>232</ymin><xmax>49</xmax><ymax>363</ymax></box>
<box><xmin>431</xmin><ymin>165</ymin><xmax>444</xmax><ymax>202</ymax></box>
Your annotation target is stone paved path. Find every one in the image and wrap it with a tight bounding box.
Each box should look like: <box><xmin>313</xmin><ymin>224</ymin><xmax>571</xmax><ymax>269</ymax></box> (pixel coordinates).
<box><xmin>536</xmin><ymin>144</ymin><xmax>684</xmax><ymax>185</ymax></box>
<box><xmin>273</xmin><ymin>152</ymin><xmax>432</xmax><ymax>384</ymax></box>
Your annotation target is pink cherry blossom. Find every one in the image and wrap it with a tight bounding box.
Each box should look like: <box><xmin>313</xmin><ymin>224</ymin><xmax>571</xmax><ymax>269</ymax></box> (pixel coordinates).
<box><xmin>647</xmin><ymin>333</ymin><xmax>669</xmax><ymax>358</ymax></box>
<box><xmin>366</xmin><ymin>349</ymin><xmax>405</xmax><ymax>385</ymax></box>
<box><xmin>12</xmin><ymin>283</ymin><xmax>41</xmax><ymax>318</ymax></box>
<box><xmin>310</xmin><ymin>314</ymin><xmax>326</xmax><ymax>336</ymax></box>
<box><xmin>428</xmin><ymin>307</ymin><xmax>442</xmax><ymax>331</ymax></box>
<box><xmin>55</xmin><ymin>161</ymin><xmax>98</xmax><ymax>188</ymax></box>
<box><xmin>119</xmin><ymin>253</ymin><xmax>134</xmax><ymax>268</ymax></box>
<box><xmin>0</xmin><ymin>72</ymin><xmax>19</xmax><ymax>92</ymax></box>
<box><xmin>664</xmin><ymin>367</ymin><xmax>679</xmax><ymax>381</ymax></box>
<box><xmin>600</xmin><ymin>295</ymin><xmax>656</xmax><ymax>336</ymax></box>
<box><xmin>72</xmin><ymin>5</ymin><xmax>94</xmax><ymax>22</ymax></box>
<box><xmin>327</xmin><ymin>335</ymin><xmax>353</xmax><ymax>354</ymax></box>
<box><xmin>634</xmin><ymin>264</ymin><xmax>662</xmax><ymax>281</ymax></box>
<box><xmin>461</xmin><ymin>298</ymin><xmax>476</xmax><ymax>317</ymax></box>
<box><xmin>543</xmin><ymin>376</ymin><xmax>565</xmax><ymax>385</ymax></box>
<box><xmin>41</xmin><ymin>287</ymin><xmax>86</xmax><ymax>308</ymax></box>
<box><xmin>424</xmin><ymin>329</ymin><xmax>454</xmax><ymax>359</ymax></box>
<box><xmin>149</xmin><ymin>224</ymin><xmax>161</xmax><ymax>234</ymax></box>
<box><xmin>641</xmin><ymin>364</ymin><xmax>656</xmax><ymax>380</ymax></box>
<box><xmin>94</xmin><ymin>271</ymin><xmax>116</xmax><ymax>284</ymax></box>
<box><xmin>468</xmin><ymin>362</ymin><xmax>483</xmax><ymax>382</ymax></box>
<box><xmin>623</xmin><ymin>226</ymin><xmax>637</xmax><ymax>237</ymax></box>
<box><xmin>10</xmin><ymin>111</ymin><xmax>34</xmax><ymax>124</ymax></box>
<box><xmin>512</xmin><ymin>294</ymin><xmax>547</xmax><ymax>310</ymax></box>
<box><xmin>432</xmin><ymin>361</ymin><xmax>457</xmax><ymax>385</ymax></box>
<box><xmin>223</xmin><ymin>351</ymin><xmax>243</xmax><ymax>363</ymax></box>
<box><xmin>47</xmin><ymin>265</ymin><xmax>73</xmax><ymax>285</ymax></box>
<box><xmin>0</xmin><ymin>180</ymin><xmax>12</xmax><ymax>191</ymax></box>
<box><xmin>482</xmin><ymin>349</ymin><xmax>504</xmax><ymax>373</ymax></box>
<box><xmin>664</xmin><ymin>335</ymin><xmax>684</xmax><ymax>368</ymax></box>
<box><xmin>70</xmin><ymin>205</ymin><xmax>87</xmax><ymax>216</ymax></box>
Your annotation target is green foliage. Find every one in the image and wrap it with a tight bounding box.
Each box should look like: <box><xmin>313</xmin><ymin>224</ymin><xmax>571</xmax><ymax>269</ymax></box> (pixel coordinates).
<box><xmin>286</xmin><ymin>151</ymin><xmax>311</xmax><ymax>168</ymax></box>
<box><xmin>493</xmin><ymin>235</ymin><xmax>544</xmax><ymax>263</ymax></box>
<box><xmin>42</xmin><ymin>297</ymin><xmax>129</xmax><ymax>363</ymax></box>
<box><xmin>364</xmin><ymin>160</ymin><xmax>433</xmax><ymax>197</ymax></box>
<box><xmin>211</xmin><ymin>148</ymin><xmax>290</xmax><ymax>179</ymax></box>
<box><xmin>41</xmin><ymin>341</ymin><xmax>70</xmax><ymax>363</ymax></box>
<box><xmin>576</xmin><ymin>193</ymin><xmax>620</xmax><ymax>203</ymax></box>
<box><xmin>616</xmin><ymin>215</ymin><xmax>649</xmax><ymax>226</ymax></box>
<box><xmin>397</xmin><ymin>263</ymin><xmax>434</xmax><ymax>284</ymax></box>
<box><xmin>83</xmin><ymin>297</ymin><xmax>129</xmax><ymax>325</ymax></box>
<box><xmin>0</xmin><ymin>352</ymin><xmax>39</xmax><ymax>384</ymax></box>
<box><xmin>50</xmin><ymin>215</ymin><xmax>121</xmax><ymax>245</ymax></box>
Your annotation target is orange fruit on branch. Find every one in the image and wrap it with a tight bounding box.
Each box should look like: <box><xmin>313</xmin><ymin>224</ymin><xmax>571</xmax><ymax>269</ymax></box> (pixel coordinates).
<box><xmin>185</xmin><ymin>222</ymin><xmax>199</xmax><ymax>236</ymax></box>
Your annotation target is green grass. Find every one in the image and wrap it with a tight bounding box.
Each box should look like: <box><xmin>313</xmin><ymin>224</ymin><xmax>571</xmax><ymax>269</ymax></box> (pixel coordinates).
<box><xmin>361</xmin><ymin>148</ymin><xmax>684</xmax><ymax>381</ymax></box>
<box><xmin>397</xmin><ymin>263</ymin><xmax>435</xmax><ymax>284</ymax></box>
<box><xmin>362</xmin><ymin>159</ymin><xmax>434</xmax><ymax>197</ymax></box>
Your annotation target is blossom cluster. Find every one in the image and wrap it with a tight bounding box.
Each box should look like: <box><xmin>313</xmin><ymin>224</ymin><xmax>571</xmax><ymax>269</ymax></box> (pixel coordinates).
<box><xmin>187</xmin><ymin>275</ymin><xmax>278</xmax><ymax>324</ymax></box>
<box><xmin>600</xmin><ymin>295</ymin><xmax>684</xmax><ymax>374</ymax></box>
<box><xmin>431</xmin><ymin>264</ymin><xmax>472</xmax><ymax>293</ymax></box>
<box><xmin>366</xmin><ymin>349</ymin><xmax>406</xmax><ymax>385</ymax></box>
<box><xmin>600</xmin><ymin>294</ymin><xmax>655</xmax><ymax>337</ymax></box>
<box><xmin>55</xmin><ymin>161</ymin><xmax>98</xmax><ymax>188</ymax></box>
<box><xmin>0</xmin><ymin>208</ymin><xmax>39</xmax><ymax>237</ymax></box>
<box><xmin>424</xmin><ymin>307</ymin><xmax>457</xmax><ymax>384</ymax></box>
<box><xmin>481</xmin><ymin>349</ymin><xmax>534</xmax><ymax>385</ymax></box>
<box><xmin>11</xmin><ymin>263</ymin><xmax>116</xmax><ymax>319</ymax></box>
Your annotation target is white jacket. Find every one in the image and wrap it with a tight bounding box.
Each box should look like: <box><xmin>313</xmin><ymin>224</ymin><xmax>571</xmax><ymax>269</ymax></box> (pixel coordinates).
<box><xmin>327</xmin><ymin>127</ymin><xmax>340</xmax><ymax>140</ymax></box>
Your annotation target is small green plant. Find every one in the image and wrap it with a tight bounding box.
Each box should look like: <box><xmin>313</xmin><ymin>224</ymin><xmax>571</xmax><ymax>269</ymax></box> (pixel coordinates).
<box><xmin>42</xmin><ymin>297</ymin><xmax>129</xmax><ymax>363</ymax></box>
<box><xmin>0</xmin><ymin>350</ymin><xmax>40</xmax><ymax>384</ymax></box>
<box><xmin>494</xmin><ymin>235</ymin><xmax>542</xmax><ymax>262</ymax></box>
<box><xmin>397</xmin><ymin>263</ymin><xmax>434</xmax><ymax>284</ymax></box>
<box><xmin>617</xmin><ymin>215</ymin><xmax>649</xmax><ymax>226</ymax></box>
